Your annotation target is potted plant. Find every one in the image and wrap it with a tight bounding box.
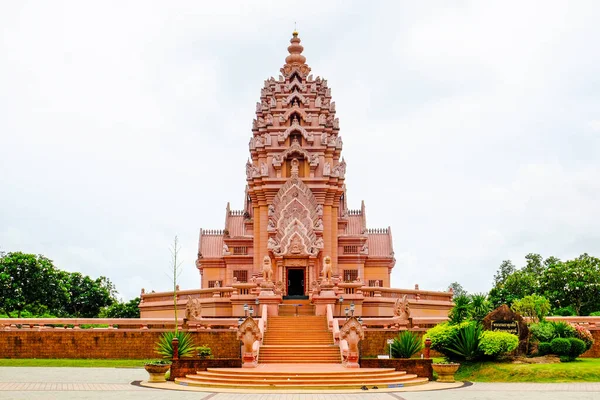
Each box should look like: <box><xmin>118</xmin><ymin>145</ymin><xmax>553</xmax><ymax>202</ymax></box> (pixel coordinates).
<box><xmin>144</xmin><ymin>360</ymin><xmax>171</xmax><ymax>383</ymax></box>
<box><xmin>431</xmin><ymin>360</ymin><xmax>460</xmax><ymax>383</ymax></box>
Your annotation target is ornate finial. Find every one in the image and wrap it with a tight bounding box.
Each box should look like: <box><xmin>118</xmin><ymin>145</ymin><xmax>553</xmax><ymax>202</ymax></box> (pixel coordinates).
<box><xmin>286</xmin><ymin>31</ymin><xmax>306</xmax><ymax>65</ymax></box>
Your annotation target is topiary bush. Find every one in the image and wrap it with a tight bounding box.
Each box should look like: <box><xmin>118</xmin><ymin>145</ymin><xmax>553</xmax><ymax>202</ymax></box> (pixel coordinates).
<box><xmin>550</xmin><ymin>337</ymin><xmax>571</xmax><ymax>356</ymax></box>
<box><xmin>537</xmin><ymin>342</ymin><xmax>552</xmax><ymax>356</ymax></box>
<box><xmin>478</xmin><ymin>331</ymin><xmax>519</xmax><ymax>358</ymax></box>
<box><xmin>389</xmin><ymin>331</ymin><xmax>423</xmax><ymax>358</ymax></box>
<box><xmin>566</xmin><ymin>337</ymin><xmax>586</xmax><ymax>361</ymax></box>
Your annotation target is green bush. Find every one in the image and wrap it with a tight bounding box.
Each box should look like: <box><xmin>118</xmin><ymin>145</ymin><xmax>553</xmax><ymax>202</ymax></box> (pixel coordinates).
<box><xmin>529</xmin><ymin>322</ymin><xmax>556</xmax><ymax>343</ymax></box>
<box><xmin>571</xmin><ymin>324</ymin><xmax>594</xmax><ymax>351</ymax></box>
<box><xmin>155</xmin><ymin>331</ymin><xmax>196</xmax><ymax>359</ymax></box>
<box><xmin>550</xmin><ymin>337</ymin><xmax>571</xmax><ymax>356</ymax></box>
<box><xmin>589</xmin><ymin>311</ymin><xmax>600</xmax><ymax>316</ymax></box>
<box><xmin>445</xmin><ymin>322</ymin><xmax>482</xmax><ymax>361</ymax></box>
<box><xmin>553</xmin><ymin>306</ymin><xmax>576</xmax><ymax>316</ymax></box>
<box><xmin>196</xmin><ymin>345</ymin><xmax>213</xmax><ymax>359</ymax></box>
<box><xmin>567</xmin><ymin>337</ymin><xmax>586</xmax><ymax>361</ymax></box>
<box><xmin>389</xmin><ymin>331</ymin><xmax>423</xmax><ymax>358</ymax></box>
<box><xmin>537</xmin><ymin>342</ymin><xmax>552</xmax><ymax>356</ymax></box>
<box><xmin>551</xmin><ymin>321</ymin><xmax>576</xmax><ymax>338</ymax></box>
<box><xmin>478</xmin><ymin>331</ymin><xmax>519</xmax><ymax>358</ymax></box>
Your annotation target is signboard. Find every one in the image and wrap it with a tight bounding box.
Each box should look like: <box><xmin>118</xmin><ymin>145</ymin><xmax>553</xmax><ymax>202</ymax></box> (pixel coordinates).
<box><xmin>377</xmin><ymin>355</ymin><xmax>390</xmax><ymax>359</ymax></box>
<box><xmin>386</xmin><ymin>339</ymin><xmax>394</xmax><ymax>345</ymax></box>
<box><xmin>491</xmin><ymin>320</ymin><xmax>519</xmax><ymax>335</ymax></box>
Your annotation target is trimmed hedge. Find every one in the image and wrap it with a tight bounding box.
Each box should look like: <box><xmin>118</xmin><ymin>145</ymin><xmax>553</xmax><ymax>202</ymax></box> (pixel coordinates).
<box><xmin>479</xmin><ymin>331</ymin><xmax>518</xmax><ymax>358</ymax></box>
<box><xmin>550</xmin><ymin>338</ymin><xmax>571</xmax><ymax>356</ymax></box>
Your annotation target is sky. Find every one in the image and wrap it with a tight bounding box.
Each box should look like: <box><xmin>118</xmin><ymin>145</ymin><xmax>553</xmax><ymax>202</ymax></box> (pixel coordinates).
<box><xmin>1</xmin><ymin>1</ymin><xmax>599</xmax><ymax>301</ymax></box>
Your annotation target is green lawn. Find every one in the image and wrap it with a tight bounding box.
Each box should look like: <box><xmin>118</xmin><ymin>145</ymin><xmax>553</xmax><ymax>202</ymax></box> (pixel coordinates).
<box><xmin>455</xmin><ymin>358</ymin><xmax>600</xmax><ymax>382</ymax></box>
<box><xmin>0</xmin><ymin>359</ymin><xmax>148</xmax><ymax>368</ymax></box>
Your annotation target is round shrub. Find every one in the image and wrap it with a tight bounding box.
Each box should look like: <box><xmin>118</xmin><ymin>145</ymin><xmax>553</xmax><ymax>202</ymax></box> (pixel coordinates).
<box><xmin>529</xmin><ymin>322</ymin><xmax>556</xmax><ymax>343</ymax></box>
<box><xmin>424</xmin><ymin>321</ymin><xmax>475</xmax><ymax>359</ymax></box>
<box><xmin>478</xmin><ymin>331</ymin><xmax>519</xmax><ymax>358</ymax></box>
<box><xmin>567</xmin><ymin>337</ymin><xmax>586</xmax><ymax>360</ymax></box>
<box><xmin>589</xmin><ymin>311</ymin><xmax>600</xmax><ymax>317</ymax></box>
<box><xmin>550</xmin><ymin>337</ymin><xmax>571</xmax><ymax>356</ymax></box>
<box><xmin>537</xmin><ymin>342</ymin><xmax>552</xmax><ymax>356</ymax></box>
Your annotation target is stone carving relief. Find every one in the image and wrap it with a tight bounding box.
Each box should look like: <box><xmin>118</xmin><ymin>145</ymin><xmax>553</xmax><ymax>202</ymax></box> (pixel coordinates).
<box><xmin>315</xmin><ymin>96</ymin><xmax>322</xmax><ymax>108</ymax></box>
<box><xmin>260</xmin><ymin>162</ymin><xmax>268</xmax><ymax>176</ymax></box>
<box><xmin>279</xmin><ymin>106</ymin><xmax>311</xmax><ymax>124</ymax></box>
<box><xmin>237</xmin><ymin>317</ymin><xmax>262</xmax><ymax>367</ymax></box>
<box><xmin>283</xmin><ymin>91</ymin><xmax>307</xmax><ymax>106</ymax></box>
<box><xmin>321</xmin><ymin>255</ymin><xmax>333</xmax><ymax>283</ymax></box>
<box><xmin>267</xmin><ymin>219</ymin><xmax>276</xmax><ymax>231</ymax></box>
<box><xmin>340</xmin><ymin>317</ymin><xmax>364</xmax><ymax>368</ymax></box>
<box><xmin>268</xmin><ymin>176</ymin><xmax>321</xmax><ymax>257</ymax></box>
<box><xmin>319</xmin><ymin>114</ymin><xmax>327</xmax><ymax>126</ymax></box>
<box><xmin>223</xmin><ymin>243</ymin><xmax>230</xmax><ymax>255</ymax></box>
<box><xmin>184</xmin><ymin>297</ymin><xmax>202</xmax><ymax>321</ymax></box>
<box><xmin>394</xmin><ymin>295</ymin><xmax>411</xmax><ymax>320</ymax></box>
<box><xmin>316</xmin><ymin>204</ymin><xmax>323</xmax><ymax>216</ymax></box>
<box><xmin>277</xmin><ymin>119</ymin><xmax>314</xmax><ymax>143</ymax></box>
<box><xmin>262</xmin><ymin>255</ymin><xmax>273</xmax><ymax>282</ymax></box>
<box><xmin>265</xmin><ymin>114</ymin><xmax>273</xmax><ymax>126</ymax></box>
<box><xmin>323</xmin><ymin>162</ymin><xmax>331</xmax><ymax>176</ymax></box>
<box><xmin>272</xmin><ymin>154</ymin><xmax>282</xmax><ymax>168</ymax></box>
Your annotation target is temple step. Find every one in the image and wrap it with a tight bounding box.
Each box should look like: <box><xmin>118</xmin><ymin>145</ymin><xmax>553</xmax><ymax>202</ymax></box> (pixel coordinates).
<box><xmin>176</xmin><ymin>367</ymin><xmax>428</xmax><ymax>389</ymax></box>
<box><xmin>259</xmin><ymin>316</ymin><xmax>338</xmax><ymax>363</ymax></box>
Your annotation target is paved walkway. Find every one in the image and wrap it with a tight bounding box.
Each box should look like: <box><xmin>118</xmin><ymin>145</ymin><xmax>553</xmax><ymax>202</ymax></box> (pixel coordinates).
<box><xmin>0</xmin><ymin>367</ymin><xmax>599</xmax><ymax>399</ymax></box>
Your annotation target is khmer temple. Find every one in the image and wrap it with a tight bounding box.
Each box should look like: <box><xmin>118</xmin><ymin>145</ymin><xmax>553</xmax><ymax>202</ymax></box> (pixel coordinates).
<box><xmin>197</xmin><ymin>32</ymin><xmax>395</xmax><ymax>296</ymax></box>
<box><xmin>140</xmin><ymin>31</ymin><xmax>452</xmax><ymax>337</ymax></box>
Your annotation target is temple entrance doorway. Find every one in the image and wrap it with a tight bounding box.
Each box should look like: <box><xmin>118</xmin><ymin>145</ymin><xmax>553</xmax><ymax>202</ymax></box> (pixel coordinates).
<box><xmin>285</xmin><ymin>268</ymin><xmax>306</xmax><ymax>299</ymax></box>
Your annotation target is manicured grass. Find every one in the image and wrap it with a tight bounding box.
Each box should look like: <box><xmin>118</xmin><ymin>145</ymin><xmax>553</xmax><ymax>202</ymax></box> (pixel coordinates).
<box><xmin>455</xmin><ymin>358</ymin><xmax>600</xmax><ymax>382</ymax></box>
<box><xmin>0</xmin><ymin>359</ymin><xmax>148</xmax><ymax>368</ymax></box>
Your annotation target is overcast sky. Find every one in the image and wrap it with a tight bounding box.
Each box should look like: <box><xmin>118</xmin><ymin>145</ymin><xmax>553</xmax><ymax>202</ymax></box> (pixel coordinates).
<box><xmin>1</xmin><ymin>1</ymin><xmax>599</xmax><ymax>301</ymax></box>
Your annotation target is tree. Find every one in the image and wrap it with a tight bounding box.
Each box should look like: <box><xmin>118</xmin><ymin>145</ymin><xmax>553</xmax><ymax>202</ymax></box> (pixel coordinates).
<box><xmin>540</xmin><ymin>253</ymin><xmax>600</xmax><ymax>315</ymax></box>
<box><xmin>100</xmin><ymin>297</ymin><xmax>140</xmax><ymax>318</ymax></box>
<box><xmin>523</xmin><ymin>253</ymin><xmax>544</xmax><ymax>275</ymax></box>
<box><xmin>448</xmin><ymin>282</ymin><xmax>467</xmax><ymax>298</ymax></box>
<box><xmin>493</xmin><ymin>260</ymin><xmax>516</xmax><ymax>286</ymax></box>
<box><xmin>511</xmin><ymin>294</ymin><xmax>551</xmax><ymax>323</ymax></box>
<box><xmin>0</xmin><ymin>252</ymin><xmax>68</xmax><ymax>317</ymax></box>
<box><xmin>62</xmin><ymin>272</ymin><xmax>116</xmax><ymax>317</ymax></box>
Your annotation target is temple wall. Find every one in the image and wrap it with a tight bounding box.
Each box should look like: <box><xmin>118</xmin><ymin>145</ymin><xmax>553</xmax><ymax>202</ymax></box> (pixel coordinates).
<box><xmin>0</xmin><ymin>330</ymin><xmax>239</xmax><ymax>359</ymax></box>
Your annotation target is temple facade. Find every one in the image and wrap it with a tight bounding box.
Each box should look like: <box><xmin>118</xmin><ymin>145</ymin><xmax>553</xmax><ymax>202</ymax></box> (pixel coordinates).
<box><xmin>197</xmin><ymin>32</ymin><xmax>395</xmax><ymax>296</ymax></box>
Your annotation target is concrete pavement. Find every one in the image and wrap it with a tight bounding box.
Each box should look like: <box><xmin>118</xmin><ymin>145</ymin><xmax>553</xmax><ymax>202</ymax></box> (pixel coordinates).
<box><xmin>1</xmin><ymin>367</ymin><xmax>599</xmax><ymax>399</ymax></box>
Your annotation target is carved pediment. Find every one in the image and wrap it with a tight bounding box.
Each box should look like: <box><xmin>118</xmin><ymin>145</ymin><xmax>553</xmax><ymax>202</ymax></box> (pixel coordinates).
<box><xmin>269</xmin><ymin>177</ymin><xmax>322</xmax><ymax>257</ymax></box>
<box><xmin>278</xmin><ymin>119</ymin><xmax>314</xmax><ymax>143</ymax></box>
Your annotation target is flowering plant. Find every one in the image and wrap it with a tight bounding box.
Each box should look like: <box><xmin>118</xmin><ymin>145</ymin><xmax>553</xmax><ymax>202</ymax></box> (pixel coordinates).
<box><xmin>571</xmin><ymin>323</ymin><xmax>594</xmax><ymax>351</ymax></box>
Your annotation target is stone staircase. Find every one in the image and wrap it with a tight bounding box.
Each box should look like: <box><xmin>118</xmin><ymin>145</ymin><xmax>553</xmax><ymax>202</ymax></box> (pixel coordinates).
<box><xmin>176</xmin><ymin>366</ymin><xmax>429</xmax><ymax>389</ymax></box>
<box><xmin>260</xmin><ymin>315</ymin><xmax>340</xmax><ymax>363</ymax></box>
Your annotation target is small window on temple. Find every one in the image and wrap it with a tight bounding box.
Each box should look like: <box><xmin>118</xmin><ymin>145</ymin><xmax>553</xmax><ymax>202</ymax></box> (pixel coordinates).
<box><xmin>233</xmin><ymin>270</ymin><xmax>248</xmax><ymax>283</ymax></box>
<box><xmin>208</xmin><ymin>280</ymin><xmax>223</xmax><ymax>288</ymax></box>
<box><xmin>343</xmin><ymin>269</ymin><xmax>358</xmax><ymax>283</ymax></box>
<box><xmin>368</xmin><ymin>279</ymin><xmax>384</xmax><ymax>287</ymax></box>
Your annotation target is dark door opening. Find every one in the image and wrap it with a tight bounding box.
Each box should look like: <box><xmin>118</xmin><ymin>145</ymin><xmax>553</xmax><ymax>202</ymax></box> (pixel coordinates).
<box><xmin>287</xmin><ymin>268</ymin><xmax>304</xmax><ymax>297</ymax></box>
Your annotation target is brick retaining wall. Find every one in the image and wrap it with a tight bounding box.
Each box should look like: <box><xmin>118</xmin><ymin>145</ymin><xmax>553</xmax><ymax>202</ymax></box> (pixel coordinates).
<box><xmin>0</xmin><ymin>330</ymin><xmax>240</xmax><ymax>359</ymax></box>
<box><xmin>359</xmin><ymin>358</ymin><xmax>433</xmax><ymax>379</ymax></box>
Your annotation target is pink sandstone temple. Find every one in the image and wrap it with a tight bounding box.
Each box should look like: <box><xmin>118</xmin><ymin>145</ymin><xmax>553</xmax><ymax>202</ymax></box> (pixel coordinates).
<box><xmin>140</xmin><ymin>32</ymin><xmax>452</xmax><ymax>325</ymax></box>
